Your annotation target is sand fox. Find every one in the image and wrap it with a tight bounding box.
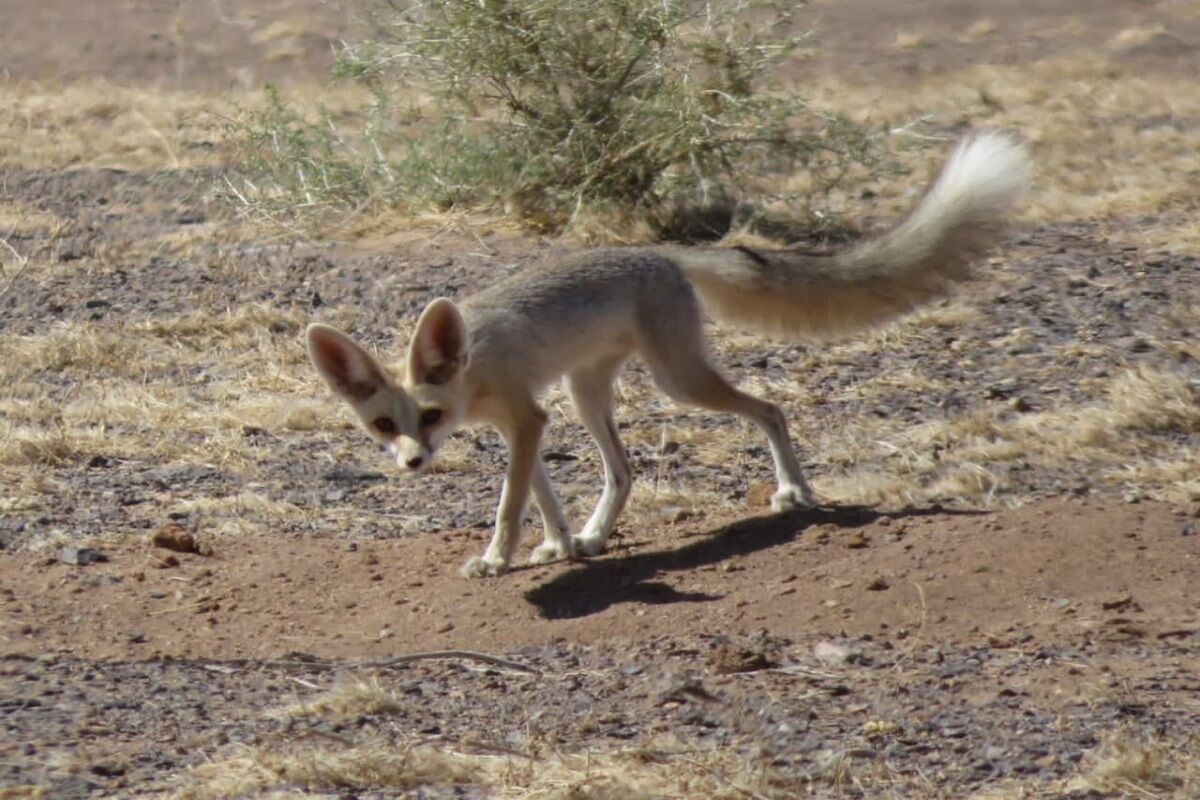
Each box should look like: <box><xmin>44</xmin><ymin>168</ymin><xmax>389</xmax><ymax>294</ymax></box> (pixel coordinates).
<box><xmin>306</xmin><ymin>132</ymin><xmax>1031</xmax><ymax>578</ymax></box>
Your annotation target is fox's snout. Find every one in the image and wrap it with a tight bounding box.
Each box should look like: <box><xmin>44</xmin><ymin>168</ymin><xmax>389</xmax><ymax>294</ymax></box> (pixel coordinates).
<box><xmin>389</xmin><ymin>441</ymin><xmax>432</xmax><ymax>474</ymax></box>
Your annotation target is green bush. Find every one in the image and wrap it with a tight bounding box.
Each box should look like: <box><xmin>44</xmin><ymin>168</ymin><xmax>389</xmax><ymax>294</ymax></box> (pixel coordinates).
<box><xmin>229</xmin><ymin>0</ymin><xmax>889</xmax><ymax>238</ymax></box>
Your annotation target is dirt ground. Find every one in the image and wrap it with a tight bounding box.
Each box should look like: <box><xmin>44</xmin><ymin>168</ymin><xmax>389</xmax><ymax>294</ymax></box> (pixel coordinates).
<box><xmin>1</xmin><ymin>1</ymin><xmax>1199</xmax><ymax>798</ymax></box>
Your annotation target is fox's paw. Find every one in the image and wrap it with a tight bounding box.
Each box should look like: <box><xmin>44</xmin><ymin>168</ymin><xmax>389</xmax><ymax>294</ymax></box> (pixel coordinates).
<box><xmin>529</xmin><ymin>539</ymin><xmax>574</xmax><ymax>566</ymax></box>
<box><xmin>771</xmin><ymin>484</ymin><xmax>816</xmax><ymax>513</ymax></box>
<box><xmin>461</xmin><ymin>555</ymin><xmax>509</xmax><ymax>579</ymax></box>
<box><xmin>571</xmin><ymin>532</ymin><xmax>608</xmax><ymax>558</ymax></box>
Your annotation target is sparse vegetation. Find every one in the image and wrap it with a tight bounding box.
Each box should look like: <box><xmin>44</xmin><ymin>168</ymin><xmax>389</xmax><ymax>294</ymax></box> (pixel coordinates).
<box><xmin>228</xmin><ymin>0</ymin><xmax>888</xmax><ymax>237</ymax></box>
<box><xmin>4</xmin><ymin>4</ymin><xmax>1200</xmax><ymax>798</ymax></box>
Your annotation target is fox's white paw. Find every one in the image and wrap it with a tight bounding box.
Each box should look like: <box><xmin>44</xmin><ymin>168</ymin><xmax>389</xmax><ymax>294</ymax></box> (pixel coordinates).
<box><xmin>571</xmin><ymin>532</ymin><xmax>608</xmax><ymax>558</ymax></box>
<box><xmin>461</xmin><ymin>554</ymin><xmax>509</xmax><ymax>578</ymax></box>
<box><xmin>529</xmin><ymin>539</ymin><xmax>574</xmax><ymax>565</ymax></box>
<box><xmin>771</xmin><ymin>484</ymin><xmax>816</xmax><ymax>513</ymax></box>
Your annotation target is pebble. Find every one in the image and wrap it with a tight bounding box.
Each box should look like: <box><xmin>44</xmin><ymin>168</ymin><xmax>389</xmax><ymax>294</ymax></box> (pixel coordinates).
<box><xmin>842</xmin><ymin>531</ymin><xmax>869</xmax><ymax>549</ymax></box>
<box><xmin>813</xmin><ymin>640</ymin><xmax>860</xmax><ymax>666</ymax></box>
<box><xmin>151</xmin><ymin>523</ymin><xmax>198</xmax><ymax>554</ymax></box>
<box><xmin>57</xmin><ymin>547</ymin><xmax>109</xmax><ymax>567</ymax></box>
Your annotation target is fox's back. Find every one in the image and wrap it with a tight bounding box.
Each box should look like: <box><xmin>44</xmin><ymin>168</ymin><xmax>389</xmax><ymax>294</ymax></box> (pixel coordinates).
<box><xmin>459</xmin><ymin>248</ymin><xmax>699</xmax><ymax>390</ymax></box>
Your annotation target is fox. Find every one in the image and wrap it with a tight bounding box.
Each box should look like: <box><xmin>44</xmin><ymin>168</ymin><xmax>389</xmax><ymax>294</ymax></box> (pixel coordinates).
<box><xmin>306</xmin><ymin>131</ymin><xmax>1031</xmax><ymax>578</ymax></box>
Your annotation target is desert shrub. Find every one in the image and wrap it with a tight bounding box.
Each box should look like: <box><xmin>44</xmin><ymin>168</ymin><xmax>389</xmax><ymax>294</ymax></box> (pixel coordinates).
<box><xmin>228</xmin><ymin>0</ymin><xmax>889</xmax><ymax>238</ymax></box>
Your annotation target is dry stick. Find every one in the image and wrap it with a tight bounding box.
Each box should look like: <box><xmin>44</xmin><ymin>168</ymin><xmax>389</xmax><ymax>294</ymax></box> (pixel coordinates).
<box><xmin>894</xmin><ymin>581</ymin><xmax>929</xmax><ymax>668</ymax></box>
<box><xmin>266</xmin><ymin>650</ymin><xmax>542</xmax><ymax>676</ymax></box>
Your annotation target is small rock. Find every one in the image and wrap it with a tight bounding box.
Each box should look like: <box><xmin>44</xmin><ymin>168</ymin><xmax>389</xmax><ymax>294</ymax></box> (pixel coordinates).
<box><xmin>322</xmin><ymin>468</ymin><xmax>386</xmax><ymax>483</ymax></box>
<box><xmin>862</xmin><ymin>720</ymin><xmax>900</xmax><ymax>737</ymax></box>
<box><xmin>151</xmin><ymin>523</ymin><xmax>198</xmax><ymax>554</ymax></box>
<box><xmin>57</xmin><ymin>547</ymin><xmax>109</xmax><ymax>566</ymax></box>
<box><xmin>1010</xmin><ymin>396</ymin><xmax>1033</xmax><ymax>413</ymax></box>
<box><xmin>708</xmin><ymin>644</ymin><xmax>774</xmax><ymax>674</ymax></box>
<box><xmin>865</xmin><ymin>576</ymin><xmax>890</xmax><ymax>591</ymax></box>
<box><xmin>813</xmin><ymin>640</ymin><xmax>860</xmax><ymax>666</ymax></box>
<box><xmin>843</xmin><ymin>531</ymin><xmax>869</xmax><ymax>549</ymax></box>
<box><xmin>89</xmin><ymin>760</ymin><xmax>126</xmax><ymax>778</ymax></box>
<box><xmin>661</xmin><ymin>506</ymin><xmax>697</xmax><ymax>524</ymax></box>
<box><xmin>1101</xmin><ymin>593</ymin><xmax>1134</xmax><ymax>611</ymax></box>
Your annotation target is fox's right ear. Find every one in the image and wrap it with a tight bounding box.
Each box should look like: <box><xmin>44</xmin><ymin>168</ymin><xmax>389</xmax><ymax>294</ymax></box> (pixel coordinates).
<box><xmin>305</xmin><ymin>324</ymin><xmax>390</xmax><ymax>402</ymax></box>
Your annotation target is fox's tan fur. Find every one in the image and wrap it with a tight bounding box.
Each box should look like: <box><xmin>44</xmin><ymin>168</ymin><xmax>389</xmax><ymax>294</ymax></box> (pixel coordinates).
<box><xmin>307</xmin><ymin>132</ymin><xmax>1031</xmax><ymax>577</ymax></box>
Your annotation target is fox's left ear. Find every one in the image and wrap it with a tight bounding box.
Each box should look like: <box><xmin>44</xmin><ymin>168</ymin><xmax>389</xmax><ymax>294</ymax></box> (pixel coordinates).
<box><xmin>408</xmin><ymin>297</ymin><xmax>469</xmax><ymax>385</ymax></box>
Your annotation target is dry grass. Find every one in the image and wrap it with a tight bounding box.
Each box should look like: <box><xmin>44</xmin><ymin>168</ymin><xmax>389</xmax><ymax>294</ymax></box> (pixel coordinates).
<box><xmin>0</xmin><ymin>302</ymin><xmax>344</xmax><ymax>516</ymax></box>
<box><xmin>177</xmin><ymin>711</ymin><xmax>1200</xmax><ymax>800</ymax></box>
<box><xmin>274</xmin><ymin>678</ymin><xmax>404</xmax><ymax>720</ymax></box>
<box><xmin>1108</xmin><ymin>25</ymin><xmax>1167</xmax><ymax>50</ymax></box>
<box><xmin>798</xmin><ymin>54</ymin><xmax>1200</xmax><ymax>233</ymax></box>
<box><xmin>174</xmin><ymin>735</ymin><xmax>814</xmax><ymax>800</ymax></box>
<box><xmin>0</xmin><ymin>200</ymin><xmax>61</xmax><ymax>237</ymax></box>
<box><xmin>1067</xmin><ymin>728</ymin><xmax>1200</xmax><ymax>797</ymax></box>
<box><xmin>0</xmin><ymin>81</ymin><xmax>233</xmax><ymax>170</ymax></box>
<box><xmin>808</xmin><ymin>364</ymin><xmax>1200</xmax><ymax>507</ymax></box>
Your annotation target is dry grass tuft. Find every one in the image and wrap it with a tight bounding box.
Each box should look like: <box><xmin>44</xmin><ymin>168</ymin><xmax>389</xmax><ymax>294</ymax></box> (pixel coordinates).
<box><xmin>1067</xmin><ymin>728</ymin><xmax>1199</xmax><ymax>797</ymax></box>
<box><xmin>275</xmin><ymin>678</ymin><xmax>404</xmax><ymax>720</ymax></box>
<box><xmin>1108</xmin><ymin>25</ymin><xmax>1167</xmax><ymax>50</ymax></box>
<box><xmin>0</xmin><ymin>200</ymin><xmax>61</xmax><ymax>237</ymax></box>
<box><xmin>960</xmin><ymin>19</ymin><xmax>996</xmax><ymax>41</ymax></box>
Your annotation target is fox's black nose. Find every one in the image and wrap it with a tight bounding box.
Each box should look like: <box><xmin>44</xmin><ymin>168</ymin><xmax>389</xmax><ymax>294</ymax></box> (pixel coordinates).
<box><xmin>406</xmin><ymin>456</ymin><xmax>424</xmax><ymax>470</ymax></box>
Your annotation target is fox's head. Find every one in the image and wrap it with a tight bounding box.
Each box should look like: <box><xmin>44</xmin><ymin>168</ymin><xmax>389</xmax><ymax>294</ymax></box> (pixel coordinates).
<box><xmin>305</xmin><ymin>298</ymin><xmax>469</xmax><ymax>474</ymax></box>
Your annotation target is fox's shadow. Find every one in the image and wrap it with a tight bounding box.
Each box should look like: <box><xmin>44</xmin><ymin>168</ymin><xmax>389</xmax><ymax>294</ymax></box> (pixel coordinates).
<box><xmin>524</xmin><ymin>505</ymin><xmax>975</xmax><ymax>620</ymax></box>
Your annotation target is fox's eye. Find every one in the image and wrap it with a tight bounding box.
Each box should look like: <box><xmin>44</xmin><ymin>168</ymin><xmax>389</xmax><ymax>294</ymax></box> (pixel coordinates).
<box><xmin>373</xmin><ymin>417</ymin><xmax>398</xmax><ymax>435</ymax></box>
<box><xmin>419</xmin><ymin>408</ymin><xmax>443</xmax><ymax>427</ymax></box>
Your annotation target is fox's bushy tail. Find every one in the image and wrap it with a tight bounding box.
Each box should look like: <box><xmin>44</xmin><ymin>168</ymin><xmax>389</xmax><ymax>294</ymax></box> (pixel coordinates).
<box><xmin>674</xmin><ymin>132</ymin><xmax>1032</xmax><ymax>340</ymax></box>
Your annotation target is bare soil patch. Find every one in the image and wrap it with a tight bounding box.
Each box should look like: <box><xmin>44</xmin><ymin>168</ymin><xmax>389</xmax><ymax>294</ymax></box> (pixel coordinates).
<box><xmin>2</xmin><ymin>499</ymin><xmax>1198</xmax><ymax>661</ymax></box>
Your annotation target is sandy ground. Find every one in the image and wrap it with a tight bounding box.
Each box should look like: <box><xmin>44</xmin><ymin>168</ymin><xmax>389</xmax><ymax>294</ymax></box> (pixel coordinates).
<box><xmin>1</xmin><ymin>1</ymin><xmax>1198</xmax><ymax>798</ymax></box>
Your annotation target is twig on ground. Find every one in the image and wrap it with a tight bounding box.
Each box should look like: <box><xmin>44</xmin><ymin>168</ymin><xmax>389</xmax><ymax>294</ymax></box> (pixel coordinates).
<box><xmin>895</xmin><ymin>581</ymin><xmax>929</xmax><ymax>667</ymax></box>
<box><xmin>264</xmin><ymin>650</ymin><xmax>542</xmax><ymax>676</ymax></box>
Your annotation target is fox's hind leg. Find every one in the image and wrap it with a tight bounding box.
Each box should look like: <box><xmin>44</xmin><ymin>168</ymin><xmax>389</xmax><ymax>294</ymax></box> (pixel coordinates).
<box><xmin>565</xmin><ymin>354</ymin><xmax>633</xmax><ymax>557</ymax></box>
<box><xmin>640</xmin><ymin>309</ymin><xmax>815</xmax><ymax>512</ymax></box>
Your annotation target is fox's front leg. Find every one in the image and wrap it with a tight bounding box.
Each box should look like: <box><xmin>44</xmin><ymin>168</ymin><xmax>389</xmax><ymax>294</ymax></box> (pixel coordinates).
<box><xmin>528</xmin><ymin>459</ymin><xmax>576</xmax><ymax>565</ymax></box>
<box><xmin>461</xmin><ymin>407</ymin><xmax>546</xmax><ymax>578</ymax></box>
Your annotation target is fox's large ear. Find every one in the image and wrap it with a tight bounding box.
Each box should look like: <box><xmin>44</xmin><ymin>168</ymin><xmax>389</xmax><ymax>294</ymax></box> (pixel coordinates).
<box><xmin>306</xmin><ymin>324</ymin><xmax>390</xmax><ymax>402</ymax></box>
<box><xmin>408</xmin><ymin>298</ymin><xmax>469</xmax><ymax>385</ymax></box>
